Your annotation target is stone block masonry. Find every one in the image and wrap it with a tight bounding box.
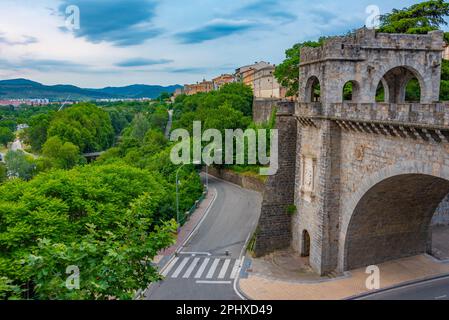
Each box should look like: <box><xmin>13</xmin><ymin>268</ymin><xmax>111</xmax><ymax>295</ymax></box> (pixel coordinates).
<box><xmin>253</xmin><ymin>109</ymin><xmax>297</xmax><ymax>256</ymax></box>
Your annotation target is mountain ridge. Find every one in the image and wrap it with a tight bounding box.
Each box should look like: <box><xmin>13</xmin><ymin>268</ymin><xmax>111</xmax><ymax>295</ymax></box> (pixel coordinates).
<box><xmin>0</xmin><ymin>78</ymin><xmax>182</xmax><ymax>101</ymax></box>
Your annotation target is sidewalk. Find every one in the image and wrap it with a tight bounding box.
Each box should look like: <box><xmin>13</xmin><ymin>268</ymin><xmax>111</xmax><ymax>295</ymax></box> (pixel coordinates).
<box><xmin>239</xmin><ymin>254</ymin><xmax>449</xmax><ymax>300</ymax></box>
<box><xmin>153</xmin><ymin>187</ymin><xmax>216</xmax><ymax>263</ymax></box>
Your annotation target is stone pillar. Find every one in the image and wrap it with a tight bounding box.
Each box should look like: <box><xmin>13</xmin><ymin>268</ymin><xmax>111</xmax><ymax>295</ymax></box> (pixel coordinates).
<box><xmin>254</xmin><ymin>110</ymin><xmax>297</xmax><ymax>256</ymax></box>
<box><xmin>312</xmin><ymin>119</ymin><xmax>341</xmax><ymax>275</ymax></box>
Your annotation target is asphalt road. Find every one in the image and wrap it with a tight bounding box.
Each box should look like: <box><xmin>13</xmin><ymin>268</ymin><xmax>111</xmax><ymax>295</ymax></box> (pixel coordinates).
<box><xmin>357</xmin><ymin>275</ymin><xmax>449</xmax><ymax>300</ymax></box>
<box><xmin>145</xmin><ymin>176</ymin><xmax>262</xmax><ymax>300</ymax></box>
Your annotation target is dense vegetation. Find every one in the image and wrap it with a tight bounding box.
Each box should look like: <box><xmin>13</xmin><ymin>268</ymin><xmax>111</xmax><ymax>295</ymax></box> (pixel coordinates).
<box><xmin>0</xmin><ymin>98</ymin><xmax>203</xmax><ymax>300</ymax></box>
<box><xmin>0</xmin><ymin>83</ymin><xmax>257</xmax><ymax>299</ymax></box>
<box><xmin>172</xmin><ymin>83</ymin><xmax>275</xmax><ymax>174</ymax></box>
<box><xmin>274</xmin><ymin>0</ymin><xmax>449</xmax><ymax>101</ymax></box>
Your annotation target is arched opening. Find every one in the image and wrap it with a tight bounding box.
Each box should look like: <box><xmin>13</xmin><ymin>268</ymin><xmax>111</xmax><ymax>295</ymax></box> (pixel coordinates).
<box><xmin>343</xmin><ymin>81</ymin><xmax>360</xmax><ymax>102</ymax></box>
<box><xmin>305</xmin><ymin>76</ymin><xmax>321</xmax><ymax>102</ymax></box>
<box><xmin>375</xmin><ymin>81</ymin><xmax>386</xmax><ymax>102</ymax></box>
<box><xmin>344</xmin><ymin>174</ymin><xmax>449</xmax><ymax>271</ymax></box>
<box><xmin>301</xmin><ymin>230</ymin><xmax>311</xmax><ymax>257</ymax></box>
<box><xmin>404</xmin><ymin>78</ymin><xmax>421</xmax><ymax>102</ymax></box>
<box><xmin>377</xmin><ymin>66</ymin><xmax>423</xmax><ymax>103</ymax></box>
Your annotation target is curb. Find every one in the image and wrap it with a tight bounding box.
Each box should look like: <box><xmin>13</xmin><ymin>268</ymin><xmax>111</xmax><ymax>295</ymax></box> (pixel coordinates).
<box><xmin>139</xmin><ymin>186</ymin><xmax>218</xmax><ymax>299</ymax></box>
<box><xmin>347</xmin><ymin>272</ymin><xmax>449</xmax><ymax>300</ymax></box>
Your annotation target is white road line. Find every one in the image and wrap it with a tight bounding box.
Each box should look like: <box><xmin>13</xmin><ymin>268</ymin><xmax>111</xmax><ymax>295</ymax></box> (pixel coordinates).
<box><xmin>183</xmin><ymin>258</ymin><xmax>200</xmax><ymax>278</ymax></box>
<box><xmin>218</xmin><ymin>259</ymin><xmax>231</xmax><ymax>279</ymax></box>
<box><xmin>206</xmin><ymin>259</ymin><xmax>220</xmax><ymax>279</ymax></box>
<box><xmin>230</xmin><ymin>259</ymin><xmax>241</xmax><ymax>279</ymax></box>
<box><xmin>161</xmin><ymin>257</ymin><xmax>179</xmax><ymax>277</ymax></box>
<box><xmin>195</xmin><ymin>258</ymin><xmax>210</xmax><ymax>279</ymax></box>
<box><xmin>196</xmin><ymin>281</ymin><xmax>232</xmax><ymax>285</ymax></box>
<box><xmin>171</xmin><ymin>257</ymin><xmax>190</xmax><ymax>278</ymax></box>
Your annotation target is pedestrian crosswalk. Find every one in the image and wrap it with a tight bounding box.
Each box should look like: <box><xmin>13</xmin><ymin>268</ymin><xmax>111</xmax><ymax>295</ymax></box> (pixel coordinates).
<box><xmin>161</xmin><ymin>256</ymin><xmax>241</xmax><ymax>281</ymax></box>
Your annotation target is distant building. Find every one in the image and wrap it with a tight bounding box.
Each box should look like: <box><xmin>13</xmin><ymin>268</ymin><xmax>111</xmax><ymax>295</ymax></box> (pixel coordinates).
<box><xmin>235</xmin><ymin>61</ymin><xmax>272</xmax><ymax>90</ymax></box>
<box><xmin>253</xmin><ymin>65</ymin><xmax>286</xmax><ymax>99</ymax></box>
<box><xmin>212</xmin><ymin>74</ymin><xmax>235</xmax><ymax>90</ymax></box>
<box><xmin>235</xmin><ymin>61</ymin><xmax>289</xmax><ymax>99</ymax></box>
<box><xmin>184</xmin><ymin>79</ymin><xmax>214</xmax><ymax>95</ymax></box>
<box><xmin>0</xmin><ymin>99</ymin><xmax>49</xmax><ymax>107</ymax></box>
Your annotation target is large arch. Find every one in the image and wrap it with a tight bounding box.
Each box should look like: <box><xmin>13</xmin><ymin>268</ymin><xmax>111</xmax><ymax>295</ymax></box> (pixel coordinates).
<box><xmin>339</xmin><ymin>161</ymin><xmax>449</xmax><ymax>271</ymax></box>
<box><xmin>373</xmin><ymin>66</ymin><xmax>425</xmax><ymax>104</ymax></box>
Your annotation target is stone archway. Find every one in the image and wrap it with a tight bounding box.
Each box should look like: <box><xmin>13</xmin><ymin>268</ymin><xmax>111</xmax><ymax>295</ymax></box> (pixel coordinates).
<box><xmin>342</xmin><ymin>80</ymin><xmax>360</xmax><ymax>102</ymax></box>
<box><xmin>305</xmin><ymin>76</ymin><xmax>321</xmax><ymax>102</ymax></box>
<box><xmin>374</xmin><ymin>66</ymin><xmax>425</xmax><ymax>104</ymax></box>
<box><xmin>339</xmin><ymin>161</ymin><xmax>449</xmax><ymax>271</ymax></box>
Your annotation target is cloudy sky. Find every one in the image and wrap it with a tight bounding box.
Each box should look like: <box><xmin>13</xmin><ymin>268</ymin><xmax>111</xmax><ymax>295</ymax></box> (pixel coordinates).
<box><xmin>0</xmin><ymin>0</ymin><xmax>439</xmax><ymax>88</ymax></box>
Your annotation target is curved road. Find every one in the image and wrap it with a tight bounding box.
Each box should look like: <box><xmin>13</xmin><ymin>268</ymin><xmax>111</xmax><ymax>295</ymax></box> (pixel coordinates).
<box><xmin>145</xmin><ymin>176</ymin><xmax>262</xmax><ymax>300</ymax></box>
<box><xmin>357</xmin><ymin>275</ymin><xmax>449</xmax><ymax>300</ymax></box>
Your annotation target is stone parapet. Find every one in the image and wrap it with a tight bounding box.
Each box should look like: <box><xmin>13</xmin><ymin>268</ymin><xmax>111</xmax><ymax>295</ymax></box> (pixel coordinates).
<box><xmin>296</xmin><ymin>102</ymin><xmax>449</xmax><ymax>129</ymax></box>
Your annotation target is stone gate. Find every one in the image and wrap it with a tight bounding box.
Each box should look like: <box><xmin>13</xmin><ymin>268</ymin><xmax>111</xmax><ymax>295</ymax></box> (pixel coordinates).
<box><xmin>254</xmin><ymin>28</ymin><xmax>449</xmax><ymax>275</ymax></box>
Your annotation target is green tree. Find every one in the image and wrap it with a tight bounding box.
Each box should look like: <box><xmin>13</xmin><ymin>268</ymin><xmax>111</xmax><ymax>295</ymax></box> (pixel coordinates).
<box><xmin>129</xmin><ymin>113</ymin><xmax>151</xmax><ymax>142</ymax></box>
<box><xmin>4</xmin><ymin>150</ymin><xmax>37</xmax><ymax>181</ymax></box>
<box><xmin>0</xmin><ymin>127</ymin><xmax>14</xmax><ymax>147</ymax></box>
<box><xmin>0</xmin><ymin>163</ymin><xmax>179</xmax><ymax>300</ymax></box>
<box><xmin>0</xmin><ymin>163</ymin><xmax>7</xmax><ymax>183</ymax></box>
<box><xmin>274</xmin><ymin>40</ymin><xmax>325</xmax><ymax>97</ymax></box>
<box><xmin>379</xmin><ymin>0</ymin><xmax>449</xmax><ymax>34</ymax></box>
<box><xmin>42</xmin><ymin>136</ymin><xmax>81</xmax><ymax>169</ymax></box>
<box><xmin>22</xmin><ymin>113</ymin><xmax>54</xmax><ymax>152</ymax></box>
<box><xmin>47</xmin><ymin>103</ymin><xmax>114</xmax><ymax>153</ymax></box>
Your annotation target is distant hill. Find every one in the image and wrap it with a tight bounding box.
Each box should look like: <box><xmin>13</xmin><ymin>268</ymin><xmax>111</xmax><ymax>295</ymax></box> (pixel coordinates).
<box><xmin>0</xmin><ymin>79</ymin><xmax>182</xmax><ymax>101</ymax></box>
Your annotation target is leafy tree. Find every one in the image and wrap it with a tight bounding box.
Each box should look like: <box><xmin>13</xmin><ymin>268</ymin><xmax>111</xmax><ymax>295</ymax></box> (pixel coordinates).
<box><xmin>157</xmin><ymin>92</ymin><xmax>171</xmax><ymax>101</ymax></box>
<box><xmin>0</xmin><ymin>127</ymin><xmax>14</xmax><ymax>147</ymax></box>
<box><xmin>47</xmin><ymin>103</ymin><xmax>114</xmax><ymax>153</ymax></box>
<box><xmin>128</xmin><ymin>113</ymin><xmax>151</xmax><ymax>142</ymax></box>
<box><xmin>4</xmin><ymin>150</ymin><xmax>37</xmax><ymax>181</ymax></box>
<box><xmin>0</xmin><ymin>120</ymin><xmax>17</xmax><ymax>131</ymax></box>
<box><xmin>22</xmin><ymin>113</ymin><xmax>53</xmax><ymax>152</ymax></box>
<box><xmin>0</xmin><ymin>163</ymin><xmax>7</xmax><ymax>183</ymax></box>
<box><xmin>42</xmin><ymin>136</ymin><xmax>81</xmax><ymax>169</ymax></box>
<box><xmin>0</xmin><ymin>163</ymin><xmax>179</xmax><ymax>300</ymax></box>
<box><xmin>274</xmin><ymin>40</ymin><xmax>325</xmax><ymax>97</ymax></box>
<box><xmin>379</xmin><ymin>0</ymin><xmax>449</xmax><ymax>34</ymax></box>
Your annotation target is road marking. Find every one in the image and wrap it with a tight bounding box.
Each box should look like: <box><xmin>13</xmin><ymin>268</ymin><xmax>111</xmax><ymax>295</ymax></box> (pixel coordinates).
<box><xmin>171</xmin><ymin>257</ymin><xmax>190</xmax><ymax>278</ymax></box>
<box><xmin>183</xmin><ymin>258</ymin><xmax>200</xmax><ymax>278</ymax></box>
<box><xmin>195</xmin><ymin>258</ymin><xmax>210</xmax><ymax>279</ymax></box>
<box><xmin>218</xmin><ymin>259</ymin><xmax>231</xmax><ymax>279</ymax></box>
<box><xmin>182</xmin><ymin>252</ymin><xmax>212</xmax><ymax>256</ymax></box>
<box><xmin>230</xmin><ymin>260</ymin><xmax>241</xmax><ymax>279</ymax></box>
<box><xmin>206</xmin><ymin>259</ymin><xmax>220</xmax><ymax>279</ymax></box>
<box><xmin>161</xmin><ymin>257</ymin><xmax>179</xmax><ymax>277</ymax></box>
<box><xmin>196</xmin><ymin>280</ymin><xmax>232</xmax><ymax>285</ymax></box>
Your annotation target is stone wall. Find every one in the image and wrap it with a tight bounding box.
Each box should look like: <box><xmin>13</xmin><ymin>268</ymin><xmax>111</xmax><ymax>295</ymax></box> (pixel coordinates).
<box><xmin>433</xmin><ymin>194</ymin><xmax>449</xmax><ymax>226</ymax></box>
<box><xmin>207</xmin><ymin>167</ymin><xmax>266</xmax><ymax>194</ymax></box>
<box><xmin>253</xmin><ymin>109</ymin><xmax>297</xmax><ymax>256</ymax></box>
<box><xmin>292</xmin><ymin>121</ymin><xmax>449</xmax><ymax>274</ymax></box>
<box><xmin>252</xmin><ymin>98</ymin><xmax>278</xmax><ymax>124</ymax></box>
